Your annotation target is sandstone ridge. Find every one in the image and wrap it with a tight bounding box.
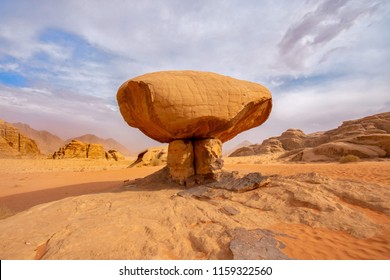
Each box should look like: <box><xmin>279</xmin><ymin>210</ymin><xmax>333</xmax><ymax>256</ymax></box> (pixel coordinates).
<box><xmin>229</xmin><ymin>112</ymin><xmax>390</xmax><ymax>161</ymax></box>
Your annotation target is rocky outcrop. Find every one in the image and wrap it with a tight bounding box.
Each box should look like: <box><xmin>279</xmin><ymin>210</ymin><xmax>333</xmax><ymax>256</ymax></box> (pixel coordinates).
<box><xmin>53</xmin><ymin>140</ymin><xmax>88</xmax><ymax>159</ymax></box>
<box><xmin>106</xmin><ymin>150</ymin><xmax>125</xmax><ymax>161</ymax></box>
<box><xmin>230</xmin><ymin>112</ymin><xmax>390</xmax><ymax>162</ymax></box>
<box><xmin>66</xmin><ymin>134</ymin><xmax>131</xmax><ymax>156</ymax></box>
<box><xmin>12</xmin><ymin>122</ymin><xmax>65</xmax><ymax>155</ymax></box>
<box><xmin>129</xmin><ymin>146</ymin><xmax>167</xmax><ymax>167</ymax></box>
<box><xmin>53</xmin><ymin>140</ymin><xmax>123</xmax><ymax>160</ymax></box>
<box><xmin>0</xmin><ymin>120</ymin><xmax>41</xmax><ymax>158</ymax></box>
<box><xmin>118</xmin><ymin>70</ymin><xmax>272</xmax><ymax>183</ymax></box>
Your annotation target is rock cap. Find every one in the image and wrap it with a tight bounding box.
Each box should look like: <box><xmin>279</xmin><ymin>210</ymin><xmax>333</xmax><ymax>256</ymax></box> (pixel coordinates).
<box><xmin>117</xmin><ymin>70</ymin><xmax>272</xmax><ymax>143</ymax></box>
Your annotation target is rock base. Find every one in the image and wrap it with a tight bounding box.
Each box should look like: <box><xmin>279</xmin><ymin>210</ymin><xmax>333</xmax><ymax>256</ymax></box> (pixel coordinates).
<box><xmin>167</xmin><ymin>138</ymin><xmax>223</xmax><ymax>185</ymax></box>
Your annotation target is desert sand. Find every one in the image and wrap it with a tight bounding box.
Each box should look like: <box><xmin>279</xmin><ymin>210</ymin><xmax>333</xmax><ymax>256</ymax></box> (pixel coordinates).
<box><xmin>0</xmin><ymin>157</ymin><xmax>389</xmax><ymax>260</ymax></box>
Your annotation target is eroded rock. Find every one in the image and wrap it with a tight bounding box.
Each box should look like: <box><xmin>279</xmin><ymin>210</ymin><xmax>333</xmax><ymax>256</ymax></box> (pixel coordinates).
<box><xmin>117</xmin><ymin>71</ymin><xmax>272</xmax><ymax>183</ymax></box>
<box><xmin>167</xmin><ymin>140</ymin><xmax>194</xmax><ymax>182</ymax></box>
<box><xmin>106</xmin><ymin>150</ymin><xmax>125</xmax><ymax>161</ymax></box>
<box><xmin>117</xmin><ymin>71</ymin><xmax>272</xmax><ymax>143</ymax></box>
<box><xmin>228</xmin><ymin>228</ymin><xmax>292</xmax><ymax>260</ymax></box>
<box><xmin>130</xmin><ymin>146</ymin><xmax>167</xmax><ymax>167</ymax></box>
<box><xmin>0</xmin><ymin>120</ymin><xmax>41</xmax><ymax>158</ymax></box>
<box><xmin>53</xmin><ymin>140</ymin><xmax>107</xmax><ymax>160</ymax></box>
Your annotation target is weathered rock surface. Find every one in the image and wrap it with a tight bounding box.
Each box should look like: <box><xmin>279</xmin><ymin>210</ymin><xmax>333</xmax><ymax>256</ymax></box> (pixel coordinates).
<box><xmin>106</xmin><ymin>150</ymin><xmax>125</xmax><ymax>161</ymax></box>
<box><xmin>0</xmin><ymin>120</ymin><xmax>41</xmax><ymax>158</ymax></box>
<box><xmin>0</xmin><ymin>170</ymin><xmax>388</xmax><ymax>260</ymax></box>
<box><xmin>130</xmin><ymin>146</ymin><xmax>168</xmax><ymax>167</ymax></box>
<box><xmin>230</xmin><ymin>112</ymin><xmax>390</xmax><ymax>161</ymax></box>
<box><xmin>117</xmin><ymin>70</ymin><xmax>272</xmax><ymax>143</ymax></box>
<box><xmin>194</xmin><ymin>139</ymin><xmax>223</xmax><ymax>180</ymax></box>
<box><xmin>228</xmin><ymin>228</ymin><xmax>292</xmax><ymax>260</ymax></box>
<box><xmin>53</xmin><ymin>140</ymin><xmax>110</xmax><ymax>160</ymax></box>
<box><xmin>167</xmin><ymin>140</ymin><xmax>194</xmax><ymax>182</ymax></box>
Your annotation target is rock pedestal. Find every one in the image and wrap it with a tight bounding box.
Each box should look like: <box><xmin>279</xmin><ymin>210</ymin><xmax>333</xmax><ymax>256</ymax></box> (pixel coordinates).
<box><xmin>194</xmin><ymin>139</ymin><xmax>223</xmax><ymax>180</ymax></box>
<box><xmin>167</xmin><ymin>140</ymin><xmax>195</xmax><ymax>184</ymax></box>
<box><xmin>167</xmin><ymin>138</ymin><xmax>223</xmax><ymax>184</ymax></box>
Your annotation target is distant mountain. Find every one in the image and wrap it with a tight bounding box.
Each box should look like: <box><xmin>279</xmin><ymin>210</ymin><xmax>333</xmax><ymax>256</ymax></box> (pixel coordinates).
<box><xmin>12</xmin><ymin>122</ymin><xmax>65</xmax><ymax>155</ymax></box>
<box><xmin>66</xmin><ymin>134</ymin><xmax>131</xmax><ymax>156</ymax></box>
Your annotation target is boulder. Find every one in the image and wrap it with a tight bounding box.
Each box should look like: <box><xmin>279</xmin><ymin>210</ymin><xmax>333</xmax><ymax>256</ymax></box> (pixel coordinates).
<box><xmin>106</xmin><ymin>150</ymin><xmax>125</xmax><ymax>161</ymax></box>
<box><xmin>117</xmin><ymin>70</ymin><xmax>272</xmax><ymax>143</ymax></box>
<box><xmin>130</xmin><ymin>146</ymin><xmax>168</xmax><ymax>167</ymax></box>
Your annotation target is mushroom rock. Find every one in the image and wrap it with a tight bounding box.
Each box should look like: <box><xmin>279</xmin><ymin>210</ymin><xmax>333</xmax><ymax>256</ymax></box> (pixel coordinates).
<box><xmin>117</xmin><ymin>70</ymin><xmax>272</xmax><ymax>184</ymax></box>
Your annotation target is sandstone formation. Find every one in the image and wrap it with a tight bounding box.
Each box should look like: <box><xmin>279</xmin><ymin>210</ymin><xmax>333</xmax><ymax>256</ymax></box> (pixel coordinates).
<box><xmin>167</xmin><ymin>141</ymin><xmax>194</xmax><ymax>182</ymax></box>
<box><xmin>0</xmin><ymin>120</ymin><xmax>41</xmax><ymax>158</ymax></box>
<box><xmin>88</xmin><ymin>143</ymin><xmax>106</xmax><ymax>159</ymax></box>
<box><xmin>129</xmin><ymin>146</ymin><xmax>168</xmax><ymax>167</ymax></box>
<box><xmin>230</xmin><ymin>112</ymin><xmax>390</xmax><ymax>162</ymax></box>
<box><xmin>118</xmin><ymin>71</ymin><xmax>272</xmax><ymax>183</ymax></box>
<box><xmin>53</xmin><ymin>140</ymin><xmax>88</xmax><ymax>159</ymax></box>
<box><xmin>12</xmin><ymin>122</ymin><xmax>65</xmax><ymax>155</ymax></box>
<box><xmin>117</xmin><ymin>71</ymin><xmax>272</xmax><ymax>143</ymax></box>
<box><xmin>194</xmin><ymin>139</ymin><xmax>223</xmax><ymax>180</ymax></box>
<box><xmin>66</xmin><ymin>134</ymin><xmax>131</xmax><ymax>156</ymax></box>
<box><xmin>106</xmin><ymin>150</ymin><xmax>125</xmax><ymax>161</ymax></box>
<box><xmin>53</xmin><ymin>140</ymin><xmax>123</xmax><ymax>161</ymax></box>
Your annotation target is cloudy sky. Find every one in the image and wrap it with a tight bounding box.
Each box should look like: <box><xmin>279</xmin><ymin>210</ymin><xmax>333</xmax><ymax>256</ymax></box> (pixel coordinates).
<box><xmin>0</xmin><ymin>0</ymin><xmax>389</xmax><ymax>153</ymax></box>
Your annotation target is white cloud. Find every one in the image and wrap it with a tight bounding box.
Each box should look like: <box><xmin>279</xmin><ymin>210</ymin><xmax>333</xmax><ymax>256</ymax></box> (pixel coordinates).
<box><xmin>0</xmin><ymin>0</ymin><xmax>389</xmax><ymax>153</ymax></box>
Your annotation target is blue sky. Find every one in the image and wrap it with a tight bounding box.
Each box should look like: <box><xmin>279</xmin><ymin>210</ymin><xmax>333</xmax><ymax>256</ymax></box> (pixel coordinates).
<box><xmin>0</xmin><ymin>0</ymin><xmax>389</xmax><ymax>153</ymax></box>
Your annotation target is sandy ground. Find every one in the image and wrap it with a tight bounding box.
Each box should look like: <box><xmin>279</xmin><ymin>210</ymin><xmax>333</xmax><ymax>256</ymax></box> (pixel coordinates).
<box><xmin>0</xmin><ymin>158</ymin><xmax>389</xmax><ymax>259</ymax></box>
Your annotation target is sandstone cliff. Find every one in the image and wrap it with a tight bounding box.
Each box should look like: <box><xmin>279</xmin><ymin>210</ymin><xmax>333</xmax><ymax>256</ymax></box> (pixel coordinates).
<box><xmin>12</xmin><ymin>122</ymin><xmax>65</xmax><ymax>155</ymax></box>
<box><xmin>0</xmin><ymin>120</ymin><xmax>41</xmax><ymax>158</ymax></box>
<box><xmin>229</xmin><ymin>112</ymin><xmax>390</xmax><ymax>162</ymax></box>
<box><xmin>53</xmin><ymin>140</ymin><xmax>124</xmax><ymax>161</ymax></box>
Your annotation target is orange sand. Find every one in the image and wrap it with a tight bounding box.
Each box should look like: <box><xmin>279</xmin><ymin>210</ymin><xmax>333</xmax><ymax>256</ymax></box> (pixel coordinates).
<box><xmin>273</xmin><ymin>206</ymin><xmax>390</xmax><ymax>259</ymax></box>
<box><xmin>1</xmin><ymin>159</ymin><xmax>389</xmax><ymax>260</ymax></box>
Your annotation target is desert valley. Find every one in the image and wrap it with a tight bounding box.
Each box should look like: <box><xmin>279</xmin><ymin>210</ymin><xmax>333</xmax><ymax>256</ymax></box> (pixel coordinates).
<box><xmin>0</xmin><ymin>111</ymin><xmax>389</xmax><ymax>260</ymax></box>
